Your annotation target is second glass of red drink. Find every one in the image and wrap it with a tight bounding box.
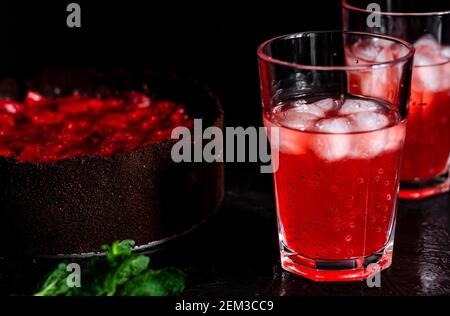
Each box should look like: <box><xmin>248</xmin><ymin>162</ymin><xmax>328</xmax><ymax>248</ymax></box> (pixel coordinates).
<box><xmin>342</xmin><ymin>0</ymin><xmax>450</xmax><ymax>199</ymax></box>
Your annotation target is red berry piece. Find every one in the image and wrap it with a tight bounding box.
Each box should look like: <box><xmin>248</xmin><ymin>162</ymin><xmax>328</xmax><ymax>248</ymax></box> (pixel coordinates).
<box><xmin>54</xmin><ymin>147</ymin><xmax>86</xmax><ymax>160</ymax></box>
<box><xmin>64</xmin><ymin>120</ymin><xmax>91</xmax><ymax>132</ymax></box>
<box><xmin>140</xmin><ymin>115</ymin><xmax>160</xmax><ymax>132</ymax></box>
<box><xmin>169</xmin><ymin>106</ymin><xmax>189</xmax><ymax>124</ymax></box>
<box><xmin>18</xmin><ymin>144</ymin><xmax>42</xmax><ymax>162</ymax></box>
<box><xmin>58</xmin><ymin>131</ymin><xmax>89</xmax><ymax>146</ymax></box>
<box><xmin>156</xmin><ymin>100</ymin><xmax>176</xmax><ymax>118</ymax></box>
<box><xmin>96</xmin><ymin>141</ymin><xmax>123</xmax><ymax>157</ymax></box>
<box><xmin>25</xmin><ymin>91</ymin><xmax>52</xmax><ymax>107</ymax></box>
<box><xmin>59</xmin><ymin>100</ymin><xmax>91</xmax><ymax>114</ymax></box>
<box><xmin>99</xmin><ymin>113</ymin><xmax>129</xmax><ymax>129</ymax></box>
<box><xmin>8</xmin><ymin>141</ymin><xmax>25</xmax><ymax>152</ymax></box>
<box><xmin>41</xmin><ymin>144</ymin><xmax>64</xmax><ymax>162</ymax></box>
<box><xmin>182</xmin><ymin>119</ymin><xmax>194</xmax><ymax>130</ymax></box>
<box><xmin>0</xmin><ymin>99</ymin><xmax>24</xmax><ymax>115</ymax></box>
<box><xmin>127</xmin><ymin>91</ymin><xmax>151</xmax><ymax>109</ymax></box>
<box><xmin>128</xmin><ymin>108</ymin><xmax>151</xmax><ymax>122</ymax></box>
<box><xmin>0</xmin><ymin>148</ymin><xmax>15</xmax><ymax>157</ymax></box>
<box><xmin>109</xmin><ymin>132</ymin><xmax>141</xmax><ymax>143</ymax></box>
<box><xmin>0</xmin><ymin>113</ymin><xmax>15</xmax><ymax>127</ymax></box>
<box><xmin>31</xmin><ymin>111</ymin><xmax>65</xmax><ymax>125</ymax></box>
<box><xmin>0</xmin><ymin>126</ymin><xmax>9</xmax><ymax>137</ymax></box>
<box><xmin>153</xmin><ymin>129</ymin><xmax>173</xmax><ymax>142</ymax></box>
<box><xmin>94</xmin><ymin>98</ymin><xmax>123</xmax><ymax>112</ymax></box>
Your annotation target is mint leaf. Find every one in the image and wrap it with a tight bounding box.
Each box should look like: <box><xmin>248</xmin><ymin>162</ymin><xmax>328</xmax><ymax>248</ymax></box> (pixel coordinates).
<box><xmin>117</xmin><ymin>267</ymin><xmax>186</xmax><ymax>296</ymax></box>
<box><xmin>103</xmin><ymin>255</ymin><xmax>150</xmax><ymax>296</ymax></box>
<box><xmin>34</xmin><ymin>263</ymin><xmax>71</xmax><ymax>296</ymax></box>
<box><xmin>102</xmin><ymin>240</ymin><xmax>135</xmax><ymax>263</ymax></box>
<box><xmin>33</xmin><ymin>240</ymin><xmax>185</xmax><ymax>296</ymax></box>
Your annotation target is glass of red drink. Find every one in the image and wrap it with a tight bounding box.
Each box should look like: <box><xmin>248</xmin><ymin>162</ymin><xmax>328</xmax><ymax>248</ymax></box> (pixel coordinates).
<box><xmin>343</xmin><ymin>0</ymin><xmax>450</xmax><ymax>199</ymax></box>
<box><xmin>258</xmin><ymin>31</ymin><xmax>414</xmax><ymax>281</ymax></box>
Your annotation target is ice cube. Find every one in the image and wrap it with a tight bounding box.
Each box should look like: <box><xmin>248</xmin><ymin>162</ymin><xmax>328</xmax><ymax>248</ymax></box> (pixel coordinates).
<box><xmin>414</xmin><ymin>35</ymin><xmax>440</xmax><ymax>52</ymax></box>
<box><xmin>350</xmin><ymin>129</ymin><xmax>388</xmax><ymax>158</ymax></box>
<box><xmin>384</xmin><ymin>123</ymin><xmax>406</xmax><ymax>153</ymax></box>
<box><xmin>346</xmin><ymin>112</ymin><xmax>391</xmax><ymax>158</ymax></box>
<box><xmin>312</xmin><ymin>134</ymin><xmax>351</xmax><ymax>161</ymax></box>
<box><xmin>413</xmin><ymin>35</ymin><xmax>447</xmax><ymax>66</ymax></box>
<box><xmin>375</xmin><ymin>46</ymin><xmax>394</xmax><ymax>62</ymax></box>
<box><xmin>291</xmin><ymin>99</ymin><xmax>327</xmax><ymax>117</ymax></box>
<box><xmin>339</xmin><ymin>99</ymin><xmax>381</xmax><ymax>115</ymax></box>
<box><xmin>441</xmin><ymin>46</ymin><xmax>450</xmax><ymax>59</ymax></box>
<box><xmin>350</xmin><ymin>112</ymin><xmax>390</xmax><ymax>132</ymax></box>
<box><xmin>274</xmin><ymin>108</ymin><xmax>319</xmax><ymax>131</ymax></box>
<box><xmin>314</xmin><ymin>98</ymin><xmax>340</xmax><ymax>113</ymax></box>
<box><xmin>264</xmin><ymin>116</ymin><xmax>309</xmax><ymax>155</ymax></box>
<box><xmin>348</xmin><ymin>41</ymin><xmax>394</xmax><ymax>98</ymax></box>
<box><xmin>316</xmin><ymin>117</ymin><xmax>353</xmax><ymax>133</ymax></box>
<box><xmin>413</xmin><ymin>63</ymin><xmax>448</xmax><ymax>92</ymax></box>
<box><xmin>311</xmin><ymin>117</ymin><xmax>353</xmax><ymax>161</ymax></box>
<box><xmin>414</xmin><ymin>46</ymin><xmax>446</xmax><ymax>66</ymax></box>
<box><xmin>351</xmin><ymin>38</ymin><xmax>386</xmax><ymax>62</ymax></box>
<box><xmin>351</xmin><ymin>120</ymin><xmax>406</xmax><ymax>159</ymax></box>
<box><xmin>411</xmin><ymin>35</ymin><xmax>450</xmax><ymax>91</ymax></box>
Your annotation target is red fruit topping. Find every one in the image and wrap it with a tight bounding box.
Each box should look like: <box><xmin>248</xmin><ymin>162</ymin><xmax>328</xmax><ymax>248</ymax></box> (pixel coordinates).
<box><xmin>31</xmin><ymin>111</ymin><xmax>65</xmax><ymax>125</ymax></box>
<box><xmin>57</xmin><ymin>131</ymin><xmax>88</xmax><ymax>145</ymax></box>
<box><xmin>25</xmin><ymin>91</ymin><xmax>52</xmax><ymax>107</ymax></box>
<box><xmin>129</xmin><ymin>108</ymin><xmax>151</xmax><ymax>122</ymax></box>
<box><xmin>0</xmin><ymin>90</ymin><xmax>192</xmax><ymax>162</ymax></box>
<box><xmin>156</xmin><ymin>100</ymin><xmax>176</xmax><ymax>118</ymax></box>
<box><xmin>0</xmin><ymin>99</ymin><xmax>24</xmax><ymax>114</ymax></box>
<box><xmin>127</xmin><ymin>91</ymin><xmax>151</xmax><ymax>109</ymax></box>
<box><xmin>170</xmin><ymin>106</ymin><xmax>189</xmax><ymax>124</ymax></box>
<box><xmin>18</xmin><ymin>144</ymin><xmax>42</xmax><ymax>162</ymax></box>
<box><xmin>140</xmin><ymin>115</ymin><xmax>160</xmax><ymax>132</ymax></box>
<box><xmin>98</xmin><ymin>113</ymin><xmax>129</xmax><ymax>129</ymax></box>
<box><xmin>0</xmin><ymin>113</ymin><xmax>15</xmax><ymax>127</ymax></box>
<box><xmin>96</xmin><ymin>141</ymin><xmax>123</xmax><ymax>157</ymax></box>
<box><xmin>59</xmin><ymin>99</ymin><xmax>91</xmax><ymax>114</ymax></box>
<box><xmin>0</xmin><ymin>148</ymin><xmax>15</xmax><ymax>157</ymax></box>
<box><xmin>64</xmin><ymin>120</ymin><xmax>91</xmax><ymax>132</ymax></box>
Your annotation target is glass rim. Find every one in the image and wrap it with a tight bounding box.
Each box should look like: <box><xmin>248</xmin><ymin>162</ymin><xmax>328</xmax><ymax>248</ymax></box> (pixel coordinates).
<box><xmin>342</xmin><ymin>0</ymin><xmax>450</xmax><ymax>16</ymax></box>
<box><xmin>257</xmin><ymin>30</ymin><xmax>415</xmax><ymax>71</ymax></box>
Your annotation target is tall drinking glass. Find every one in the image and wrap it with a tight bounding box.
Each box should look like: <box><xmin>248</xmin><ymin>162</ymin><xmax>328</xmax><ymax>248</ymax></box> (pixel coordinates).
<box><xmin>343</xmin><ymin>0</ymin><xmax>450</xmax><ymax>199</ymax></box>
<box><xmin>258</xmin><ymin>31</ymin><xmax>414</xmax><ymax>281</ymax></box>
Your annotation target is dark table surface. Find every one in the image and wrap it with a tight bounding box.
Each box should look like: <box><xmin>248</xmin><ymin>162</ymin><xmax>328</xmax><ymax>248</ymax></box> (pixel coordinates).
<box><xmin>1</xmin><ymin>165</ymin><xmax>449</xmax><ymax>296</ymax></box>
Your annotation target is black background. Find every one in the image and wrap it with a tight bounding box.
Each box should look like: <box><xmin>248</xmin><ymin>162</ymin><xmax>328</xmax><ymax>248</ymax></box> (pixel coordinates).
<box><xmin>0</xmin><ymin>0</ymin><xmax>342</xmax><ymax>126</ymax></box>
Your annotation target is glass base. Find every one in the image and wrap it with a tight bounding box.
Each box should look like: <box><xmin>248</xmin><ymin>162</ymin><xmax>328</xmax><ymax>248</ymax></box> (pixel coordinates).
<box><xmin>280</xmin><ymin>241</ymin><xmax>393</xmax><ymax>282</ymax></box>
<box><xmin>399</xmin><ymin>172</ymin><xmax>449</xmax><ymax>200</ymax></box>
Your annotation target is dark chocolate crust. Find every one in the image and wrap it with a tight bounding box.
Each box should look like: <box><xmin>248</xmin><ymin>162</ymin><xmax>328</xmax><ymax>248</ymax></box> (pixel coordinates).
<box><xmin>0</xmin><ymin>71</ymin><xmax>224</xmax><ymax>256</ymax></box>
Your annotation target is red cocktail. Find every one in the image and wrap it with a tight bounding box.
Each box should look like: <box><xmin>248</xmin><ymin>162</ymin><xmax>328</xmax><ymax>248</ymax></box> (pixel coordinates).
<box><xmin>401</xmin><ymin>45</ymin><xmax>450</xmax><ymax>185</ymax></box>
<box><xmin>342</xmin><ymin>0</ymin><xmax>450</xmax><ymax>199</ymax></box>
<box><xmin>264</xmin><ymin>96</ymin><xmax>405</xmax><ymax>281</ymax></box>
<box><xmin>258</xmin><ymin>31</ymin><xmax>414</xmax><ymax>281</ymax></box>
